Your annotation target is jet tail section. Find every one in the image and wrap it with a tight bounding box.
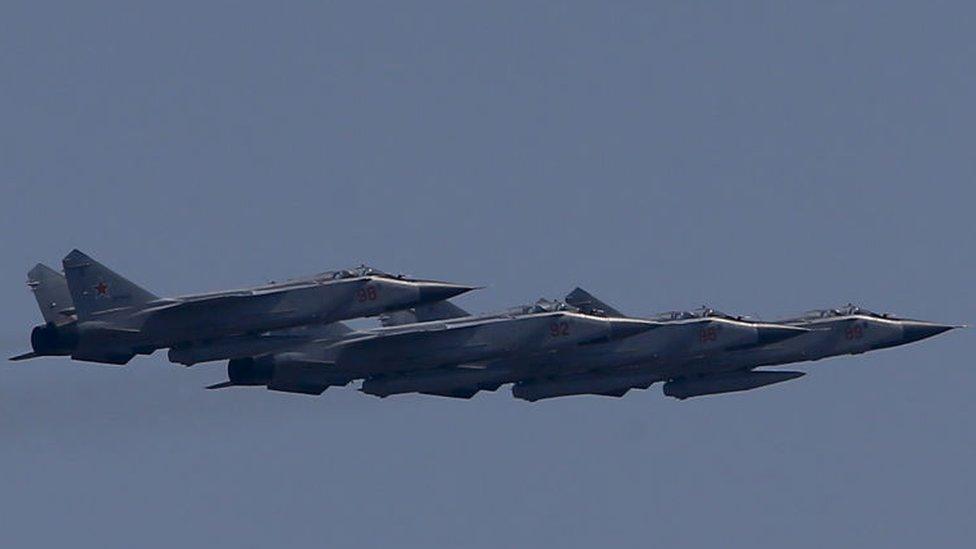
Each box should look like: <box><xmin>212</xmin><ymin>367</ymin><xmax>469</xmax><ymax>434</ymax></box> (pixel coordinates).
<box><xmin>379</xmin><ymin>301</ymin><xmax>471</xmax><ymax>327</ymax></box>
<box><xmin>565</xmin><ymin>287</ymin><xmax>626</xmax><ymax>317</ymax></box>
<box><xmin>28</xmin><ymin>263</ymin><xmax>76</xmax><ymax>325</ymax></box>
<box><xmin>62</xmin><ymin>249</ymin><xmax>158</xmax><ymax>320</ymax></box>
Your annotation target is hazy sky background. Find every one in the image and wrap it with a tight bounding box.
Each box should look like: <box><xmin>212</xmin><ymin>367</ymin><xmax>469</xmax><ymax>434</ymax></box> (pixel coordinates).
<box><xmin>1</xmin><ymin>2</ymin><xmax>973</xmax><ymax>547</ymax></box>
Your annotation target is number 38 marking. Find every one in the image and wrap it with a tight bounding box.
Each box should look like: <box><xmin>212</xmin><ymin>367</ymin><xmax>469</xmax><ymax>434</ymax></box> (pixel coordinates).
<box><xmin>356</xmin><ymin>286</ymin><xmax>378</xmax><ymax>302</ymax></box>
<box><xmin>845</xmin><ymin>325</ymin><xmax>864</xmax><ymax>340</ymax></box>
<box><xmin>699</xmin><ymin>326</ymin><xmax>719</xmax><ymax>343</ymax></box>
<box><xmin>550</xmin><ymin>322</ymin><xmax>570</xmax><ymax>337</ymax></box>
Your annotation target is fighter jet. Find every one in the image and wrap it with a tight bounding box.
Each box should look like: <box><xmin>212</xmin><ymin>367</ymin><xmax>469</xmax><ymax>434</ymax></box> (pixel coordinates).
<box><xmin>9</xmin><ymin>250</ymin><xmax>477</xmax><ymax>365</ymax></box>
<box><xmin>205</xmin><ymin>298</ymin><xmax>661</xmax><ymax>396</ymax></box>
<box><xmin>657</xmin><ymin>303</ymin><xmax>962</xmax><ymax>400</ymax></box>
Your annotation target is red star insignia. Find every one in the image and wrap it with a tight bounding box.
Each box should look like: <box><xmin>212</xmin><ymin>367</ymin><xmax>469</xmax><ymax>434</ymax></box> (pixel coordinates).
<box><xmin>94</xmin><ymin>282</ymin><xmax>109</xmax><ymax>296</ymax></box>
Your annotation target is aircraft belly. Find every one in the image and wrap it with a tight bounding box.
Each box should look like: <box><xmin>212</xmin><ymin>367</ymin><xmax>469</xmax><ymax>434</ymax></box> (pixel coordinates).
<box><xmin>338</xmin><ymin>343</ymin><xmax>493</xmax><ymax>375</ymax></box>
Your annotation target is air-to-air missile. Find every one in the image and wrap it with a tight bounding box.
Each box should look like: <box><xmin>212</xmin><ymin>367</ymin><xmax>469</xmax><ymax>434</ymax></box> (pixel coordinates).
<box><xmin>9</xmin><ymin>250</ymin><xmax>476</xmax><ymax>365</ymax></box>
<box><xmin>205</xmin><ymin>298</ymin><xmax>661</xmax><ymax>396</ymax></box>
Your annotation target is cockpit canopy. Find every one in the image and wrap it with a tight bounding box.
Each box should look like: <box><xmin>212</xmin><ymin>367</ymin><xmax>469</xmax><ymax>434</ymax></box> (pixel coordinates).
<box><xmin>651</xmin><ymin>306</ymin><xmax>743</xmax><ymax>321</ymax></box>
<box><xmin>795</xmin><ymin>303</ymin><xmax>896</xmax><ymax>320</ymax></box>
<box><xmin>318</xmin><ymin>265</ymin><xmax>400</xmax><ymax>280</ymax></box>
<box><xmin>511</xmin><ymin>299</ymin><xmax>580</xmax><ymax>316</ymax></box>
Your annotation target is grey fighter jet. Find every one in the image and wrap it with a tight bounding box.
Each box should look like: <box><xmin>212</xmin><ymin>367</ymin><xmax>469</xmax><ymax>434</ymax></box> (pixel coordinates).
<box><xmin>206</xmin><ymin>299</ymin><xmax>661</xmax><ymax>396</ymax></box>
<box><xmin>657</xmin><ymin>303</ymin><xmax>961</xmax><ymax>400</ymax></box>
<box><xmin>9</xmin><ymin>250</ymin><xmax>476</xmax><ymax>365</ymax></box>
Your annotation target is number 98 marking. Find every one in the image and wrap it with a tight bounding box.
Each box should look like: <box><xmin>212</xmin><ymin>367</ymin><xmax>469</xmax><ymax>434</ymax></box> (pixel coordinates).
<box><xmin>356</xmin><ymin>286</ymin><xmax>378</xmax><ymax>302</ymax></box>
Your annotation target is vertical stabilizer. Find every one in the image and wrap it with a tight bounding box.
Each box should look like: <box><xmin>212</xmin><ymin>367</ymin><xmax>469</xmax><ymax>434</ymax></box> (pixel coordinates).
<box><xmin>28</xmin><ymin>263</ymin><xmax>76</xmax><ymax>325</ymax></box>
<box><xmin>62</xmin><ymin>249</ymin><xmax>158</xmax><ymax>320</ymax></box>
<box><xmin>565</xmin><ymin>287</ymin><xmax>626</xmax><ymax>317</ymax></box>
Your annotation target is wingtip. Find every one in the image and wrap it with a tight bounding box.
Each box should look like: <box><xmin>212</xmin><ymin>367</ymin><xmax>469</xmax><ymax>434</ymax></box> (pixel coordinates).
<box><xmin>418</xmin><ymin>283</ymin><xmax>482</xmax><ymax>303</ymax></box>
<box><xmin>9</xmin><ymin>351</ymin><xmax>39</xmax><ymax>361</ymax></box>
<box><xmin>205</xmin><ymin>381</ymin><xmax>236</xmax><ymax>390</ymax></box>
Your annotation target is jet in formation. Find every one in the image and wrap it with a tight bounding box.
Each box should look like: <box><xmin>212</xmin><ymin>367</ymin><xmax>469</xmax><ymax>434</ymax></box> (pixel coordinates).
<box><xmin>11</xmin><ymin>250</ymin><xmax>476</xmax><ymax>365</ymax></box>
<box><xmin>10</xmin><ymin>254</ymin><xmax>962</xmax><ymax>401</ymax></box>
<box><xmin>207</xmin><ymin>298</ymin><xmax>661</xmax><ymax>395</ymax></box>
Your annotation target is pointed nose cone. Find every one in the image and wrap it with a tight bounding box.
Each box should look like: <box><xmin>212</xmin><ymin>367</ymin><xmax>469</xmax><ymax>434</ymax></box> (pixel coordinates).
<box><xmin>608</xmin><ymin>319</ymin><xmax>660</xmax><ymax>341</ymax></box>
<box><xmin>756</xmin><ymin>325</ymin><xmax>810</xmax><ymax>345</ymax></box>
<box><xmin>901</xmin><ymin>322</ymin><xmax>957</xmax><ymax>344</ymax></box>
<box><xmin>417</xmin><ymin>283</ymin><xmax>479</xmax><ymax>304</ymax></box>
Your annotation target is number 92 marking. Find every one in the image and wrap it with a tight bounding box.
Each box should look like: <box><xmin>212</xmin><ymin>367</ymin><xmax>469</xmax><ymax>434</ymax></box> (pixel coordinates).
<box><xmin>699</xmin><ymin>326</ymin><xmax>719</xmax><ymax>343</ymax></box>
<box><xmin>550</xmin><ymin>322</ymin><xmax>570</xmax><ymax>337</ymax></box>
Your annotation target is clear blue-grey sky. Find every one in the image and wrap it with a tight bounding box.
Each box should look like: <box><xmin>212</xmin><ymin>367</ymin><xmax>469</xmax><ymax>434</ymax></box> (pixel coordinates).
<box><xmin>1</xmin><ymin>2</ymin><xmax>973</xmax><ymax>547</ymax></box>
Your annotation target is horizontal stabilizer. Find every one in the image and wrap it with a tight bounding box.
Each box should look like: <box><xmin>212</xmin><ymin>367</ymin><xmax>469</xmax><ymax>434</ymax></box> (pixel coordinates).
<box><xmin>206</xmin><ymin>381</ymin><xmax>237</xmax><ymax>390</ymax></box>
<box><xmin>8</xmin><ymin>351</ymin><xmax>39</xmax><ymax>361</ymax></box>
